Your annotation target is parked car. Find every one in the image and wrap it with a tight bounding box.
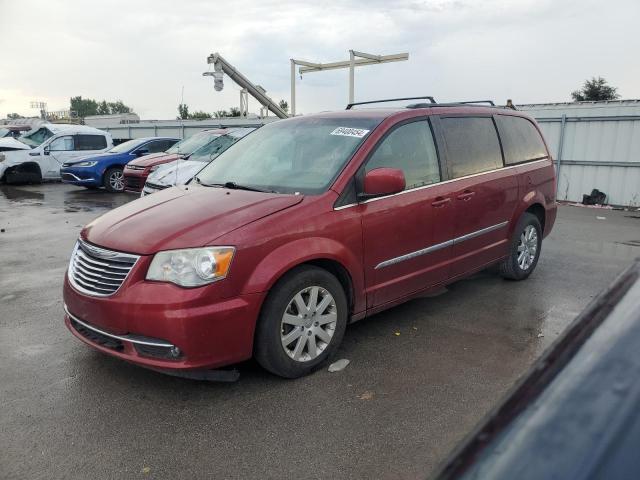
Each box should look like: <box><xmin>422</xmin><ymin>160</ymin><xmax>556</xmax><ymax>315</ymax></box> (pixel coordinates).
<box><xmin>141</xmin><ymin>127</ymin><xmax>255</xmax><ymax>196</ymax></box>
<box><xmin>60</xmin><ymin>137</ymin><xmax>179</xmax><ymax>192</ymax></box>
<box><xmin>63</xmin><ymin>99</ymin><xmax>557</xmax><ymax>379</ymax></box>
<box><xmin>0</xmin><ymin>124</ymin><xmax>112</xmax><ymax>183</ymax></box>
<box><xmin>123</xmin><ymin>129</ymin><xmax>247</xmax><ymax>193</ymax></box>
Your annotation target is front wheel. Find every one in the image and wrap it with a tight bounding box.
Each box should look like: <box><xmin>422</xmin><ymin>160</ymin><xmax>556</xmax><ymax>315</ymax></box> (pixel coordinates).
<box><xmin>103</xmin><ymin>167</ymin><xmax>124</xmax><ymax>192</ymax></box>
<box><xmin>254</xmin><ymin>266</ymin><xmax>348</xmax><ymax>378</ymax></box>
<box><xmin>499</xmin><ymin>212</ymin><xmax>542</xmax><ymax>280</ymax></box>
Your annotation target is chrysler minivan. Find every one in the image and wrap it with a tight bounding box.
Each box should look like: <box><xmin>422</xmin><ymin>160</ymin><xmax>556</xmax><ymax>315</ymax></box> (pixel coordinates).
<box><xmin>63</xmin><ymin>100</ymin><xmax>556</xmax><ymax>378</ymax></box>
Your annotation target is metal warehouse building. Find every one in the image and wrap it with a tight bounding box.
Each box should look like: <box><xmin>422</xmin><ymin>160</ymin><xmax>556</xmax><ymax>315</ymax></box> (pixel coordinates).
<box><xmin>519</xmin><ymin>100</ymin><xmax>640</xmax><ymax>207</ymax></box>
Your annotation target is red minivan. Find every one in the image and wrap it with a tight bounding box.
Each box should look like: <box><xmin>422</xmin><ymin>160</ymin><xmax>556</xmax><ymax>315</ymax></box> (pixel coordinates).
<box><xmin>63</xmin><ymin>100</ymin><xmax>557</xmax><ymax>378</ymax></box>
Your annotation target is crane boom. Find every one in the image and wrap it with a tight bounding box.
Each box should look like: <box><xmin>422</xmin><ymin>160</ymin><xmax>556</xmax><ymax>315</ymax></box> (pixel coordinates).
<box><xmin>204</xmin><ymin>53</ymin><xmax>289</xmax><ymax>119</ymax></box>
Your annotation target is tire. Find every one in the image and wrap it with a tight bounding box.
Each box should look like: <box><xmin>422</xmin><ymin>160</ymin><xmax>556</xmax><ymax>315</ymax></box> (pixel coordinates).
<box><xmin>499</xmin><ymin>212</ymin><xmax>542</xmax><ymax>280</ymax></box>
<box><xmin>103</xmin><ymin>167</ymin><xmax>124</xmax><ymax>192</ymax></box>
<box><xmin>254</xmin><ymin>265</ymin><xmax>348</xmax><ymax>378</ymax></box>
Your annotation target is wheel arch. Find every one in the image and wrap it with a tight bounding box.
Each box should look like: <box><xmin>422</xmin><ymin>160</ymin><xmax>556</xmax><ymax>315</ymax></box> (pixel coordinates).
<box><xmin>241</xmin><ymin>237</ymin><xmax>364</xmax><ymax>318</ymax></box>
<box><xmin>3</xmin><ymin>161</ymin><xmax>42</xmax><ymax>184</ymax></box>
<box><xmin>525</xmin><ymin>203</ymin><xmax>546</xmax><ymax>233</ymax></box>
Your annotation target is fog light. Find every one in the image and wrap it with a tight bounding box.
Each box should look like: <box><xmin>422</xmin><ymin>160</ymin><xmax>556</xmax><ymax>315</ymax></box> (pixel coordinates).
<box><xmin>170</xmin><ymin>346</ymin><xmax>181</xmax><ymax>358</ymax></box>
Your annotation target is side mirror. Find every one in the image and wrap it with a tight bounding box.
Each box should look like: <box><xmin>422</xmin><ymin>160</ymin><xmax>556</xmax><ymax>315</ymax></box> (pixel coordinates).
<box><xmin>43</xmin><ymin>146</ymin><xmax>50</xmax><ymax>156</ymax></box>
<box><xmin>135</xmin><ymin>148</ymin><xmax>149</xmax><ymax>157</ymax></box>
<box><xmin>360</xmin><ymin>167</ymin><xmax>405</xmax><ymax>199</ymax></box>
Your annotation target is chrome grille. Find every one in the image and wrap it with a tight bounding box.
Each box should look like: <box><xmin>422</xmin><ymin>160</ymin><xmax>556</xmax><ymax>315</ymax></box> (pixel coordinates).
<box><xmin>68</xmin><ymin>240</ymin><xmax>139</xmax><ymax>297</ymax></box>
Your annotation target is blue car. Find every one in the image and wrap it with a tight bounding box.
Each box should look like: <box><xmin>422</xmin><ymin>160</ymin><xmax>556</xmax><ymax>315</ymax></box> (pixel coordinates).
<box><xmin>60</xmin><ymin>137</ymin><xmax>179</xmax><ymax>192</ymax></box>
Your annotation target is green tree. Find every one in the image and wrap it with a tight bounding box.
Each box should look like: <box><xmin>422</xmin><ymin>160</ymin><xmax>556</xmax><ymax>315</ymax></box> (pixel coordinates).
<box><xmin>228</xmin><ymin>107</ymin><xmax>241</xmax><ymax>117</ymax></box>
<box><xmin>70</xmin><ymin>96</ymin><xmax>99</xmax><ymax>118</ymax></box>
<box><xmin>178</xmin><ymin>103</ymin><xmax>190</xmax><ymax>120</ymax></box>
<box><xmin>97</xmin><ymin>100</ymin><xmax>110</xmax><ymax>115</ymax></box>
<box><xmin>278</xmin><ymin>99</ymin><xmax>289</xmax><ymax>114</ymax></box>
<box><xmin>571</xmin><ymin>77</ymin><xmax>620</xmax><ymax>101</ymax></box>
<box><xmin>108</xmin><ymin>100</ymin><xmax>132</xmax><ymax>114</ymax></box>
<box><xmin>213</xmin><ymin>110</ymin><xmax>228</xmax><ymax>119</ymax></box>
<box><xmin>7</xmin><ymin>113</ymin><xmax>24</xmax><ymax>120</ymax></box>
<box><xmin>189</xmin><ymin>111</ymin><xmax>212</xmax><ymax>120</ymax></box>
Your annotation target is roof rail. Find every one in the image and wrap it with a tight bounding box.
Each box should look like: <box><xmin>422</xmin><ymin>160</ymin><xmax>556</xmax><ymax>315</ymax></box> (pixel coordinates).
<box><xmin>459</xmin><ymin>100</ymin><xmax>495</xmax><ymax>106</ymax></box>
<box><xmin>346</xmin><ymin>96</ymin><xmax>436</xmax><ymax>110</ymax></box>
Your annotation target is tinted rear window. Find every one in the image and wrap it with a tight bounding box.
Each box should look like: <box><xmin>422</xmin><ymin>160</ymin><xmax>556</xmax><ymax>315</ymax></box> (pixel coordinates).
<box><xmin>74</xmin><ymin>134</ymin><xmax>107</xmax><ymax>150</ymax></box>
<box><xmin>495</xmin><ymin>115</ymin><xmax>548</xmax><ymax>165</ymax></box>
<box><xmin>441</xmin><ymin>117</ymin><xmax>503</xmax><ymax>178</ymax></box>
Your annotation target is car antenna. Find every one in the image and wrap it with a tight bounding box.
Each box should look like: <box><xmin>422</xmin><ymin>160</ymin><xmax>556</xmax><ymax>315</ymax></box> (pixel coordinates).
<box><xmin>176</xmin><ymin>85</ymin><xmax>184</xmax><ymax>188</ymax></box>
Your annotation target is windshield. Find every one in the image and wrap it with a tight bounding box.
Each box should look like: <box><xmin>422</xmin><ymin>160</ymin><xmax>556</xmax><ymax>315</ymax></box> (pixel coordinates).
<box><xmin>189</xmin><ymin>135</ymin><xmax>235</xmax><ymax>162</ymax></box>
<box><xmin>196</xmin><ymin>117</ymin><xmax>381</xmax><ymax>194</ymax></box>
<box><xmin>0</xmin><ymin>128</ymin><xmax>9</xmax><ymax>138</ymax></box>
<box><xmin>107</xmin><ymin>138</ymin><xmax>147</xmax><ymax>153</ymax></box>
<box><xmin>166</xmin><ymin>131</ymin><xmax>216</xmax><ymax>156</ymax></box>
<box><xmin>18</xmin><ymin>127</ymin><xmax>53</xmax><ymax>148</ymax></box>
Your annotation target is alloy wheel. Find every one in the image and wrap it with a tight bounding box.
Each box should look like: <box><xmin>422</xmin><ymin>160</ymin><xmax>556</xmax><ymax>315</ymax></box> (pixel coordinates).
<box><xmin>516</xmin><ymin>225</ymin><xmax>538</xmax><ymax>270</ymax></box>
<box><xmin>280</xmin><ymin>286</ymin><xmax>337</xmax><ymax>362</ymax></box>
<box><xmin>109</xmin><ymin>170</ymin><xmax>124</xmax><ymax>191</ymax></box>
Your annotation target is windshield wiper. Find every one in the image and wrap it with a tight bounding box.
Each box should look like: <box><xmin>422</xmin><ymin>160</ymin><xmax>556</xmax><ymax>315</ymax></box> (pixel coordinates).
<box><xmin>195</xmin><ymin>178</ymin><xmax>275</xmax><ymax>193</ymax></box>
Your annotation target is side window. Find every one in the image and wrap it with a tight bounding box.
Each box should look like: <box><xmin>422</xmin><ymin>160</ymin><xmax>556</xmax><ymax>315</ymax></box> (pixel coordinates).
<box><xmin>365</xmin><ymin>120</ymin><xmax>440</xmax><ymax>190</ymax></box>
<box><xmin>74</xmin><ymin>134</ymin><xmax>107</xmax><ymax>151</ymax></box>
<box><xmin>49</xmin><ymin>136</ymin><xmax>74</xmax><ymax>151</ymax></box>
<box><xmin>441</xmin><ymin>117</ymin><xmax>503</xmax><ymax>178</ymax></box>
<box><xmin>495</xmin><ymin>115</ymin><xmax>548</xmax><ymax>165</ymax></box>
<box><xmin>145</xmin><ymin>140</ymin><xmax>173</xmax><ymax>154</ymax></box>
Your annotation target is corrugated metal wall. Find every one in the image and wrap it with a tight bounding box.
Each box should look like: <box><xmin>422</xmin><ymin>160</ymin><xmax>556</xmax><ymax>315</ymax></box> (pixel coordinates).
<box><xmin>100</xmin><ymin>117</ymin><xmax>278</xmax><ymax>141</ymax></box>
<box><xmin>519</xmin><ymin>100</ymin><xmax>640</xmax><ymax>207</ymax></box>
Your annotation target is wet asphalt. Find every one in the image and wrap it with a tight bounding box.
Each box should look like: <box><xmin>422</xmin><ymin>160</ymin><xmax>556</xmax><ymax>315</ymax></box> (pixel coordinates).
<box><xmin>1</xmin><ymin>183</ymin><xmax>639</xmax><ymax>480</ymax></box>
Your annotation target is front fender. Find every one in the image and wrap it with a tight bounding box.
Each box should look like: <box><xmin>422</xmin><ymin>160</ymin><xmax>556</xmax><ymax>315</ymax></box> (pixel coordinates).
<box><xmin>241</xmin><ymin>237</ymin><xmax>365</xmax><ymax>315</ymax></box>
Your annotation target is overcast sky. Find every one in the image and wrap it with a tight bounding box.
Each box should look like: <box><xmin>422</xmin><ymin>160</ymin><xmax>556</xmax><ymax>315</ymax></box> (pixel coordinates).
<box><xmin>1</xmin><ymin>0</ymin><xmax>639</xmax><ymax>119</ymax></box>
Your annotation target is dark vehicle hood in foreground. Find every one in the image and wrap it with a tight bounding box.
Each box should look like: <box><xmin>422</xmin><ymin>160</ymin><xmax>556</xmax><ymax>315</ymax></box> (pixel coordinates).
<box><xmin>433</xmin><ymin>260</ymin><xmax>640</xmax><ymax>480</ymax></box>
<box><xmin>82</xmin><ymin>185</ymin><xmax>304</xmax><ymax>254</ymax></box>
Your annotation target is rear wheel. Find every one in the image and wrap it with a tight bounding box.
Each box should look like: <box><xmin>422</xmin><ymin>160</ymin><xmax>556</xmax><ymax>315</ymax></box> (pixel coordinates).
<box><xmin>254</xmin><ymin>266</ymin><xmax>348</xmax><ymax>378</ymax></box>
<box><xmin>499</xmin><ymin>212</ymin><xmax>542</xmax><ymax>280</ymax></box>
<box><xmin>103</xmin><ymin>167</ymin><xmax>124</xmax><ymax>192</ymax></box>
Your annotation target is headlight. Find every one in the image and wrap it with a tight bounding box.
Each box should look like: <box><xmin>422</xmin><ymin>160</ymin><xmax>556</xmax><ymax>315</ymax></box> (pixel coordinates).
<box><xmin>146</xmin><ymin>247</ymin><xmax>235</xmax><ymax>287</ymax></box>
<box><xmin>0</xmin><ymin>153</ymin><xmax>5</xmax><ymax>162</ymax></box>
<box><xmin>75</xmin><ymin>161</ymin><xmax>98</xmax><ymax>167</ymax></box>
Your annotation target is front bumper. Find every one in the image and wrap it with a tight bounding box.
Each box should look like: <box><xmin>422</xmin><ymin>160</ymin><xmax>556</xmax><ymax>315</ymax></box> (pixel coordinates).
<box><xmin>123</xmin><ymin>169</ymin><xmax>147</xmax><ymax>192</ymax></box>
<box><xmin>63</xmin><ymin>274</ymin><xmax>265</xmax><ymax>371</ymax></box>
<box><xmin>60</xmin><ymin>168</ymin><xmax>100</xmax><ymax>186</ymax></box>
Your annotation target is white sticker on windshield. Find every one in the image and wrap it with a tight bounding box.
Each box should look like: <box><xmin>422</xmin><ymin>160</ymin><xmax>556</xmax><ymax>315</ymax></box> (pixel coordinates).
<box><xmin>330</xmin><ymin>127</ymin><xmax>370</xmax><ymax>138</ymax></box>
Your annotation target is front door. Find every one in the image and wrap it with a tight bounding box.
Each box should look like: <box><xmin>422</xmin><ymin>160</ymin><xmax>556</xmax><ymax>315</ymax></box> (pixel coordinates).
<box><xmin>47</xmin><ymin>135</ymin><xmax>79</xmax><ymax>177</ymax></box>
<box><xmin>439</xmin><ymin>116</ymin><xmax>519</xmax><ymax>278</ymax></box>
<box><xmin>360</xmin><ymin>119</ymin><xmax>454</xmax><ymax>308</ymax></box>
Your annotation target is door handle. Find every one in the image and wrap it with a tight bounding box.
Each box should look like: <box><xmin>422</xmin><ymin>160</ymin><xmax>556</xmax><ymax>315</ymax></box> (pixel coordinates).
<box><xmin>457</xmin><ymin>190</ymin><xmax>475</xmax><ymax>201</ymax></box>
<box><xmin>431</xmin><ymin>197</ymin><xmax>451</xmax><ymax>207</ymax></box>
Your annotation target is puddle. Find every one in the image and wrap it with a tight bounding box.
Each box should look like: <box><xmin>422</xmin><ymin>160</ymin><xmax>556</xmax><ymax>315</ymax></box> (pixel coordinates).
<box><xmin>0</xmin><ymin>185</ymin><xmax>45</xmax><ymax>203</ymax></box>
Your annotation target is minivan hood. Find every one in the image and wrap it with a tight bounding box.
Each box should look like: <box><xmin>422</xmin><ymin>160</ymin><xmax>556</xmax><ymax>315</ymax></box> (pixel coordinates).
<box><xmin>82</xmin><ymin>185</ymin><xmax>304</xmax><ymax>254</ymax></box>
<box><xmin>127</xmin><ymin>152</ymin><xmax>178</xmax><ymax>168</ymax></box>
<box><xmin>147</xmin><ymin>159</ymin><xmax>205</xmax><ymax>186</ymax></box>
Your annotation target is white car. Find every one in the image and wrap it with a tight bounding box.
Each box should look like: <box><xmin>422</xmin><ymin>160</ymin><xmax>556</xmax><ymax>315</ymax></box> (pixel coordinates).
<box><xmin>0</xmin><ymin>124</ymin><xmax>112</xmax><ymax>183</ymax></box>
<box><xmin>141</xmin><ymin>127</ymin><xmax>255</xmax><ymax>196</ymax></box>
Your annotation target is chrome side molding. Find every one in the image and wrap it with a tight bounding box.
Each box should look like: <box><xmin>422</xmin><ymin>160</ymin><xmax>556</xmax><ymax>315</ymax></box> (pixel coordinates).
<box><xmin>375</xmin><ymin>221</ymin><xmax>508</xmax><ymax>270</ymax></box>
